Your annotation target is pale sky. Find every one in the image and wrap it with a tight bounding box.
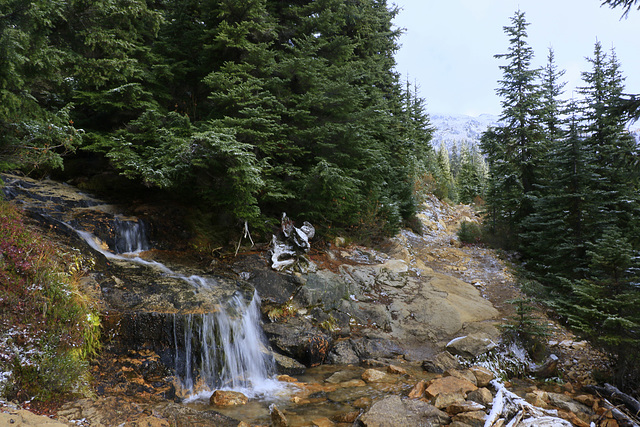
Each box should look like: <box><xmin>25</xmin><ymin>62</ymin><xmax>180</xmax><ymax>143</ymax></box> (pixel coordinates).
<box><xmin>392</xmin><ymin>1</ymin><xmax>640</xmax><ymax>117</ymax></box>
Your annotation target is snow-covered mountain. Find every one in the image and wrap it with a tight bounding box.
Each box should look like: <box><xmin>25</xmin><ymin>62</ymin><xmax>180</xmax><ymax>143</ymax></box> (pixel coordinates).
<box><xmin>430</xmin><ymin>113</ymin><xmax>500</xmax><ymax>152</ymax></box>
<box><xmin>429</xmin><ymin>113</ymin><xmax>639</xmax><ymax>150</ymax></box>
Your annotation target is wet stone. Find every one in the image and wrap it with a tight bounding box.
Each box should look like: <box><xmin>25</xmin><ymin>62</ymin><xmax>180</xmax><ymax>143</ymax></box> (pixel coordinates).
<box><xmin>210</xmin><ymin>390</ymin><xmax>249</xmax><ymax>406</ymax></box>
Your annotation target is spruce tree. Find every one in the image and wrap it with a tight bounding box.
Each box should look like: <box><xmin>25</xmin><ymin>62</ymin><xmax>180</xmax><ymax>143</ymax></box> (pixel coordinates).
<box><xmin>0</xmin><ymin>0</ymin><xmax>80</xmax><ymax>170</ymax></box>
<box><xmin>481</xmin><ymin>10</ymin><xmax>543</xmax><ymax>244</ymax></box>
<box><xmin>565</xmin><ymin>228</ymin><xmax>640</xmax><ymax>387</ymax></box>
<box><xmin>456</xmin><ymin>144</ymin><xmax>486</xmax><ymax>204</ymax></box>
<box><xmin>578</xmin><ymin>42</ymin><xmax>640</xmax><ymax>244</ymax></box>
<box><xmin>434</xmin><ymin>143</ymin><xmax>455</xmax><ymax>201</ymax></box>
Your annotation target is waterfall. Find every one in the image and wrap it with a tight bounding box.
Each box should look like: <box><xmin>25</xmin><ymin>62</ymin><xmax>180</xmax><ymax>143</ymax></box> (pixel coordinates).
<box><xmin>113</xmin><ymin>216</ymin><xmax>149</xmax><ymax>254</ymax></box>
<box><xmin>174</xmin><ymin>290</ymin><xmax>280</xmax><ymax>399</ymax></box>
<box><xmin>73</xmin><ymin>218</ymin><xmax>281</xmax><ymax>399</ymax></box>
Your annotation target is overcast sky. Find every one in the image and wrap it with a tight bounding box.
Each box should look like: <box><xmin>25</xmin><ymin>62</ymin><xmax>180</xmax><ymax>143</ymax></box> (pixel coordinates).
<box><xmin>392</xmin><ymin>1</ymin><xmax>640</xmax><ymax>117</ymax></box>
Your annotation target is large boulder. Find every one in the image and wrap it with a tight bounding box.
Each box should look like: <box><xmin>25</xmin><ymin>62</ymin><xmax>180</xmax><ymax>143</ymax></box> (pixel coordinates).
<box><xmin>445</xmin><ymin>333</ymin><xmax>498</xmax><ymax>359</ymax></box>
<box><xmin>262</xmin><ymin>317</ymin><xmax>332</xmax><ymax>367</ymax></box>
<box><xmin>358</xmin><ymin>395</ymin><xmax>450</xmax><ymax>427</ymax></box>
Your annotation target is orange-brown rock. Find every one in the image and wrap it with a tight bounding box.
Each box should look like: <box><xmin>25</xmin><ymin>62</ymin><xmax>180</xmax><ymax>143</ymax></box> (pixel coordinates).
<box><xmin>524</xmin><ymin>389</ymin><xmax>549</xmax><ymax>408</ymax></box>
<box><xmin>209</xmin><ymin>390</ymin><xmax>248</xmax><ymax>406</ymax></box>
<box><xmin>311</xmin><ymin>416</ymin><xmax>334</xmax><ymax>427</ymax></box>
<box><xmin>277</xmin><ymin>374</ymin><xmax>298</xmax><ymax>382</ymax></box>
<box><xmin>270</xmin><ymin>404</ymin><xmax>289</xmax><ymax>427</ymax></box>
<box><xmin>432</xmin><ymin>391</ymin><xmax>466</xmax><ymax>409</ymax></box>
<box><xmin>387</xmin><ymin>364</ymin><xmax>408</xmax><ymax>376</ymax></box>
<box><xmin>574</xmin><ymin>394</ymin><xmax>597</xmax><ymax>408</ymax></box>
<box><xmin>469</xmin><ymin>366</ymin><xmax>494</xmax><ymax>387</ymax></box>
<box><xmin>424</xmin><ymin>376</ymin><xmax>477</xmax><ymax>400</ymax></box>
<box><xmin>445</xmin><ymin>369</ymin><xmax>477</xmax><ymax>386</ymax></box>
<box><xmin>408</xmin><ymin>380</ymin><xmax>428</xmax><ymax>399</ymax></box>
<box><xmin>340</xmin><ymin>379</ymin><xmax>366</xmax><ymax>388</ymax></box>
<box><xmin>353</xmin><ymin>397</ymin><xmax>373</xmax><ymax>409</ymax></box>
<box><xmin>332</xmin><ymin>411</ymin><xmax>360</xmax><ymax>423</ymax></box>
<box><xmin>558</xmin><ymin>410</ymin><xmax>591</xmax><ymax>427</ymax></box>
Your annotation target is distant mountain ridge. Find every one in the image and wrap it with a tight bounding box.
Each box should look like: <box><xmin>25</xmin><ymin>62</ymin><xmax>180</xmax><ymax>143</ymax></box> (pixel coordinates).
<box><xmin>430</xmin><ymin>113</ymin><xmax>640</xmax><ymax>150</ymax></box>
<box><xmin>430</xmin><ymin>113</ymin><xmax>500</xmax><ymax>152</ymax></box>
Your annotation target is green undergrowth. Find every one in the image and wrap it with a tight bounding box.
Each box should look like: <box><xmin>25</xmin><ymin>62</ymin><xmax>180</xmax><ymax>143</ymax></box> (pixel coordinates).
<box><xmin>0</xmin><ymin>198</ymin><xmax>100</xmax><ymax>402</ymax></box>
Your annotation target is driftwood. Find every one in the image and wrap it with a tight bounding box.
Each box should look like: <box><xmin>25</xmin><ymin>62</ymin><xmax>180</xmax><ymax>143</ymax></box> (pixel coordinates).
<box><xmin>585</xmin><ymin>383</ymin><xmax>640</xmax><ymax>427</ymax></box>
<box><xmin>485</xmin><ymin>380</ymin><xmax>572</xmax><ymax>427</ymax></box>
<box><xmin>600</xmin><ymin>398</ymin><xmax>640</xmax><ymax>427</ymax></box>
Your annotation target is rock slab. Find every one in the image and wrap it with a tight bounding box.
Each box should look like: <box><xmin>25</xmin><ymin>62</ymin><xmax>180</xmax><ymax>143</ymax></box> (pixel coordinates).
<box><xmin>358</xmin><ymin>395</ymin><xmax>450</xmax><ymax>427</ymax></box>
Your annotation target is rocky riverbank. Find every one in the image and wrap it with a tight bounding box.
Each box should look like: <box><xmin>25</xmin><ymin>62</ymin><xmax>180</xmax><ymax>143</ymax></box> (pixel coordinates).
<box><xmin>0</xmin><ymin>174</ymin><xmax>619</xmax><ymax>426</ymax></box>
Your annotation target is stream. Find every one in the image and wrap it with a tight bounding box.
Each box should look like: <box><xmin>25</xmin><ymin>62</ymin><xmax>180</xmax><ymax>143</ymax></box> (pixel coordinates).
<box><xmin>5</xmin><ymin>173</ymin><xmax>599</xmax><ymax>427</ymax></box>
<box><xmin>1</xmin><ymin>173</ymin><xmax>442</xmax><ymax>425</ymax></box>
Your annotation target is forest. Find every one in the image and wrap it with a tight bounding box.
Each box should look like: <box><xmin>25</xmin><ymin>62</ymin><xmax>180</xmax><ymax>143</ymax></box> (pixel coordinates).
<box><xmin>481</xmin><ymin>10</ymin><xmax>640</xmax><ymax>389</ymax></box>
<box><xmin>1</xmin><ymin>0</ymin><xmax>640</xmax><ymax>393</ymax></box>
<box><xmin>0</xmin><ymin>0</ymin><xmax>436</xmax><ymax>240</ymax></box>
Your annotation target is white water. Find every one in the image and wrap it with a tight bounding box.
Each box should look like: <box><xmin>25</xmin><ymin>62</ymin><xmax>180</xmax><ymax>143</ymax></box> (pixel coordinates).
<box><xmin>176</xmin><ymin>291</ymin><xmax>282</xmax><ymax>400</ymax></box>
<box><xmin>72</xmin><ymin>218</ymin><xmax>282</xmax><ymax>399</ymax></box>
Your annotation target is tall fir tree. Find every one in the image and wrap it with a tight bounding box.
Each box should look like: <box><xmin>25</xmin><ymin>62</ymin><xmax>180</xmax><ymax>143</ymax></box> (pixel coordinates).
<box><xmin>481</xmin><ymin>10</ymin><xmax>543</xmax><ymax>245</ymax></box>
<box><xmin>577</xmin><ymin>42</ymin><xmax>640</xmax><ymax>246</ymax></box>
<box><xmin>0</xmin><ymin>0</ymin><xmax>81</xmax><ymax>170</ymax></box>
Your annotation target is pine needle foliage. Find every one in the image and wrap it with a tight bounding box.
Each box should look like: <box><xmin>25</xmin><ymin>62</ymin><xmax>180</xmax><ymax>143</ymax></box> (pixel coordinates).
<box><xmin>0</xmin><ymin>0</ymin><xmax>435</xmax><ymax>236</ymax></box>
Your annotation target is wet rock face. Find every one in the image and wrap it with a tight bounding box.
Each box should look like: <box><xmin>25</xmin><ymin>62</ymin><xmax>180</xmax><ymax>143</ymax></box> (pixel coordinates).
<box><xmin>263</xmin><ymin>317</ymin><xmax>332</xmax><ymax>367</ymax></box>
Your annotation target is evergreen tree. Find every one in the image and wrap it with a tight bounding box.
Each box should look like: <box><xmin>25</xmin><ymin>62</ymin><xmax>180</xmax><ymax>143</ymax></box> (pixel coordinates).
<box><xmin>520</xmin><ymin>103</ymin><xmax>595</xmax><ymax>284</ymax></box>
<box><xmin>434</xmin><ymin>143</ymin><xmax>455</xmax><ymax>200</ymax></box>
<box><xmin>59</xmin><ymin>0</ymin><xmax>163</xmax><ymax>133</ymax></box>
<box><xmin>0</xmin><ymin>0</ymin><xmax>80</xmax><ymax>170</ymax></box>
<box><xmin>565</xmin><ymin>228</ymin><xmax>640</xmax><ymax>387</ymax></box>
<box><xmin>481</xmin><ymin>10</ymin><xmax>543</xmax><ymax>244</ymax></box>
<box><xmin>578</xmin><ymin>42</ymin><xmax>640</xmax><ymax>244</ymax></box>
<box><xmin>456</xmin><ymin>143</ymin><xmax>486</xmax><ymax>204</ymax></box>
<box><xmin>539</xmin><ymin>48</ymin><xmax>566</xmax><ymax>144</ymax></box>
<box><xmin>1</xmin><ymin>0</ymin><xmax>433</xmax><ymax>236</ymax></box>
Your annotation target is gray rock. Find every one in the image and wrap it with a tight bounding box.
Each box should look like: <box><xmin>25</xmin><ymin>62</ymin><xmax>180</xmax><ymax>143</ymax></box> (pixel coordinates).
<box><xmin>272</xmin><ymin>351</ymin><xmax>306</xmax><ymax>375</ymax></box>
<box><xmin>446</xmin><ymin>333</ymin><xmax>498</xmax><ymax>359</ymax></box>
<box><xmin>326</xmin><ymin>340</ymin><xmax>360</xmax><ymax>365</ymax></box>
<box><xmin>547</xmin><ymin>392</ymin><xmax>594</xmax><ymax>418</ymax></box>
<box><xmin>262</xmin><ymin>318</ymin><xmax>332</xmax><ymax>367</ymax></box>
<box><xmin>467</xmin><ymin>387</ymin><xmax>494</xmax><ymax>407</ymax></box>
<box><xmin>358</xmin><ymin>395</ymin><xmax>451</xmax><ymax>427</ymax></box>
<box><xmin>530</xmin><ymin>354</ymin><xmax>559</xmax><ymax>378</ymax></box>
<box><xmin>325</xmin><ymin>369</ymin><xmax>360</xmax><ymax>384</ymax></box>
<box><xmin>422</xmin><ymin>351</ymin><xmax>462</xmax><ymax>373</ymax></box>
<box><xmin>352</xmin><ymin>337</ymin><xmax>404</xmax><ymax>360</ymax></box>
<box><xmin>451</xmin><ymin>410</ymin><xmax>487</xmax><ymax>427</ymax></box>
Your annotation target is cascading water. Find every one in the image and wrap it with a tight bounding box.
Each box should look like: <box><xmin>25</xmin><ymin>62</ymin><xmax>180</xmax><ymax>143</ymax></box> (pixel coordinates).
<box><xmin>0</xmin><ymin>173</ymin><xmax>288</xmax><ymax>414</ymax></box>
<box><xmin>174</xmin><ymin>290</ymin><xmax>279</xmax><ymax>399</ymax></box>
<box><xmin>112</xmin><ymin>216</ymin><xmax>150</xmax><ymax>254</ymax></box>
<box><xmin>73</xmin><ymin>216</ymin><xmax>281</xmax><ymax>399</ymax></box>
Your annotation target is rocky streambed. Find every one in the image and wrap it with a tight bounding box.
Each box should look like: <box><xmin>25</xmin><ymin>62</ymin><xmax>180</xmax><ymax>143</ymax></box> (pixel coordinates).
<box><xmin>0</xmin><ymin>174</ymin><xmax>618</xmax><ymax>426</ymax></box>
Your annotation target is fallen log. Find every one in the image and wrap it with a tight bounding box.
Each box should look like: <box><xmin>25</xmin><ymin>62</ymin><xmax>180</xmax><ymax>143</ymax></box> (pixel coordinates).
<box><xmin>485</xmin><ymin>380</ymin><xmax>572</xmax><ymax>427</ymax></box>
<box><xmin>600</xmin><ymin>398</ymin><xmax>640</xmax><ymax>427</ymax></box>
<box><xmin>585</xmin><ymin>383</ymin><xmax>640</xmax><ymax>423</ymax></box>
<box><xmin>604</xmin><ymin>383</ymin><xmax>640</xmax><ymax>417</ymax></box>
